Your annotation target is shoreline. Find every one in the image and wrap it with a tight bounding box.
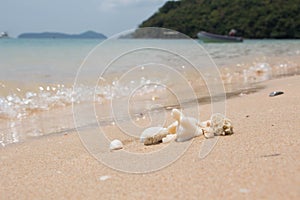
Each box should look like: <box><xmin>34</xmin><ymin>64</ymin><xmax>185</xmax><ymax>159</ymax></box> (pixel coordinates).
<box><xmin>1</xmin><ymin>75</ymin><xmax>299</xmax><ymax>199</ymax></box>
<box><xmin>0</xmin><ymin>79</ymin><xmax>264</xmax><ymax>148</ymax></box>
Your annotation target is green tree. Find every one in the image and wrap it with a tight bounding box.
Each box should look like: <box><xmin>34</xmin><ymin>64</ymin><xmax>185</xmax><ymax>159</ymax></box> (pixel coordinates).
<box><xmin>139</xmin><ymin>0</ymin><xmax>300</xmax><ymax>39</ymax></box>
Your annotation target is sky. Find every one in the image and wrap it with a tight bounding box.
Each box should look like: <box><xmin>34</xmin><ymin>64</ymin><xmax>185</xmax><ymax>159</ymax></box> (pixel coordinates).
<box><xmin>0</xmin><ymin>0</ymin><xmax>169</xmax><ymax>37</ymax></box>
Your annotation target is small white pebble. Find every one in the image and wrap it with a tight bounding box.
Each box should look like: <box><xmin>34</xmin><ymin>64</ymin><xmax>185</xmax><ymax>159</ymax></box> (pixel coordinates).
<box><xmin>151</xmin><ymin>96</ymin><xmax>157</xmax><ymax>101</ymax></box>
<box><xmin>239</xmin><ymin>188</ymin><xmax>250</xmax><ymax>193</ymax></box>
<box><xmin>110</xmin><ymin>139</ymin><xmax>123</xmax><ymax>150</ymax></box>
<box><xmin>99</xmin><ymin>175</ymin><xmax>111</xmax><ymax>181</ymax></box>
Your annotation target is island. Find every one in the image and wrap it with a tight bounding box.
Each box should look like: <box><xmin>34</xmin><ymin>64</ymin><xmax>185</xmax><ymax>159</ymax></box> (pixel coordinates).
<box><xmin>18</xmin><ymin>31</ymin><xmax>107</xmax><ymax>39</ymax></box>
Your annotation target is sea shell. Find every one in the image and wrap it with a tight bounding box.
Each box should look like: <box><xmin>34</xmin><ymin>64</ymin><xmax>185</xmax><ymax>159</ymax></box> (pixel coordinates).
<box><xmin>197</xmin><ymin>120</ymin><xmax>211</xmax><ymax>128</ymax></box>
<box><xmin>167</xmin><ymin>121</ymin><xmax>178</xmax><ymax>134</ymax></box>
<box><xmin>211</xmin><ymin>113</ymin><xmax>233</xmax><ymax>136</ymax></box>
<box><xmin>202</xmin><ymin>127</ymin><xmax>214</xmax><ymax>138</ymax></box>
<box><xmin>140</xmin><ymin>127</ymin><xmax>164</xmax><ymax>143</ymax></box>
<box><xmin>171</xmin><ymin>108</ymin><xmax>182</xmax><ymax>121</ymax></box>
<box><xmin>162</xmin><ymin>134</ymin><xmax>177</xmax><ymax>143</ymax></box>
<box><xmin>171</xmin><ymin>109</ymin><xmax>203</xmax><ymax>142</ymax></box>
<box><xmin>109</xmin><ymin>139</ymin><xmax>123</xmax><ymax>150</ymax></box>
<box><xmin>140</xmin><ymin>127</ymin><xmax>169</xmax><ymax>145</ymax></box>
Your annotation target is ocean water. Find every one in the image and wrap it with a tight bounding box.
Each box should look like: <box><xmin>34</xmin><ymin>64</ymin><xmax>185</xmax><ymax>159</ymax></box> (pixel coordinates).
<box><xmin>0</xmin><ymin>38</ymin><xmax>299</xmax><ymax>146</ymax></box>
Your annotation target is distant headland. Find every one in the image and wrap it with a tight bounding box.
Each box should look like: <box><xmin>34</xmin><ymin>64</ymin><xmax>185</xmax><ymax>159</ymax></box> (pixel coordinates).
<box><xmin>18</xmin><ymin>31</ymin><xmax>107</xmax><ymax>39</ymax></box>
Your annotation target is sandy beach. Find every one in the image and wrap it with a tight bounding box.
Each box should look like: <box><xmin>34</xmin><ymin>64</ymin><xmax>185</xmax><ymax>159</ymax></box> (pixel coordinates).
<box><xmin>0</xmin><ymin>75</ymin><xmax>299</xmax><ymax>199</ymax></box>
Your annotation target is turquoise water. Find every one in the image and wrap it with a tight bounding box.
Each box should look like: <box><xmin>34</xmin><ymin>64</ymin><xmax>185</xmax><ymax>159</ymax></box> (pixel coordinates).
<box><xmin>1</xmin><ymin>38</ymin><xmax>299</xmax><ymax>83</ymax></box>
<box><xmin>0</xmin><ymin>39</ymin><xmax>100</xmax><ymax>83</ymax></box>
<box><xmin>0</xmin><ymin>38</ymin><xmax>299</xmax><ymax>146</ymax></box>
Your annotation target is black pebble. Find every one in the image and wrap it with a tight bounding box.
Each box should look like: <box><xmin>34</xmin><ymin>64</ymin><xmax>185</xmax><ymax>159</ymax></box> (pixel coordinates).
<box><xmin>269</xmin><ymin>91</ymin><xmax>284</xmax><ymax>97</ymax></box>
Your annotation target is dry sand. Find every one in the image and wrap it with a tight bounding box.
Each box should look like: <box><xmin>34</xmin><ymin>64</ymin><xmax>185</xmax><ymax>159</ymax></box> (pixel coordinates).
<box><xmin>0</xmin><ymin>75</ymin><xmax>299</xmax><ymax>199</ymax></box>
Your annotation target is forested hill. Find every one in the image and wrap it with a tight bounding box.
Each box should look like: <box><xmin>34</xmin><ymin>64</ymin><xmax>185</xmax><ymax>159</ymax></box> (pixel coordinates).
<box><xmin>139</xmin><ymin>0</ymin><xmax>300</xmax><ymax>39</ymax></box>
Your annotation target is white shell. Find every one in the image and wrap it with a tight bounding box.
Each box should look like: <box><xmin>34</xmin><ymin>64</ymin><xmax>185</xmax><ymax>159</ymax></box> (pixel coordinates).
<box><xmin>202</xmin><ymin>127</ymin><xmax>214</xmax><ymax>138</ymax></box>
<box><xmin>198</xmin><ymin>120</ymin><xmax>211</xmax><ymax>128</ymax></box>
<box><xmin>167</xmin><ymin>121</ymin><xmax>178</xmax><ymax>134</ymax></box>
<box><xmin>171</xmin><ymin>109</ymin><xmax>182</xmax><ymax>121</ymax></box>
<box><xmin>140</xmin><ymin>127</ymin><xmax>169</xmax><ymax>145</ymax></box>
<box><xmin>109</xmin><ymin>139</ymin><xmax>123</xmax><ymax>150</ymax></box>
<box><xmin>162</xmin><ymin>134</ymin><xmax>177</xmax><ymax>143</ymax></box>
<box><xmin>140</xmin><ymin>127</ymin><xmax>165</xmax><ymax>143</ymax></box>
<box><xmin>171</xmin><ymin>109</ymin><xmax>202</xmax><ymax>142</ymax></box>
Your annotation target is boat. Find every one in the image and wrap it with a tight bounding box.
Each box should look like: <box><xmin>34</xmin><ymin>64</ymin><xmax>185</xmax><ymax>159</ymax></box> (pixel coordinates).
<box><xmin>197</xmin><ymin>31</ymin><xmax>243</xmax><ymax>43</ymax></box>
<box><xmin>0</xmin><ymin>32</ymin><xmax>9</xmax><ymax>38</ymax></box>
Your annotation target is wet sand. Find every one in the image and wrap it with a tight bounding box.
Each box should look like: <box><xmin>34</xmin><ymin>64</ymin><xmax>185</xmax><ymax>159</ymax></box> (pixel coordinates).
<box><xmin>0</xmin><ymin>75</ymin><xmax>299</xmax><ymax>199</ymax></box>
